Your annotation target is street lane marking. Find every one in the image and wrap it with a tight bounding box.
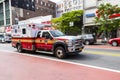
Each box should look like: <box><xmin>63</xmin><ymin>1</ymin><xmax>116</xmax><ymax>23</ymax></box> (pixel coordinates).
<box><xmin>1</xmin><ymin>50</ymin><xmax>120</xmax><ymax>73</ymax></box>
<box><xmin>83</xmin><ymin>51</ymin><xmax>120</xmax><ymax>57</ymax></box>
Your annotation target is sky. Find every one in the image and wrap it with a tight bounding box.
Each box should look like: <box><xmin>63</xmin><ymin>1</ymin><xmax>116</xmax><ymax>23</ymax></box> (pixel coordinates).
<box><xmin>49</xmin><ymin>0</ymin><xmax>61</xmax><ymax>3</ymax></box>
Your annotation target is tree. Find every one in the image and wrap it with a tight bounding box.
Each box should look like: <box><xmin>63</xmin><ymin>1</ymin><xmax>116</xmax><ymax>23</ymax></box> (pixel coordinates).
<box><xmin>95</xmin><ymin>3</ymin><xmax>120</xmax><ymax>38</ymax></box>
<box><xmin>52</xmin><ymin>10</ymin><xmax>83</xmax><ymax>35</ymax></box>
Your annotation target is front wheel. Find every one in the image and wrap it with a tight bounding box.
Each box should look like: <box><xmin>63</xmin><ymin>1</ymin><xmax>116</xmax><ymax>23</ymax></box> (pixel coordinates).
<box><xmin>17</xmin><ymin>44</ymin><xmax>23</xmax><ymax>53</ymax></box>
<box><xmin>85</xmin><ymin>41</ymin><xmax>90</xmax><ymax>45</ymax></box>
<box><xmin>112</xmin><ymin>41</ymin><xmax>118</xmax><ymax>46</ymax></box>
<box><xmin>54</xmin><ymin>47</ymin><xmax>66</xmax><ymax>59</ymax></box>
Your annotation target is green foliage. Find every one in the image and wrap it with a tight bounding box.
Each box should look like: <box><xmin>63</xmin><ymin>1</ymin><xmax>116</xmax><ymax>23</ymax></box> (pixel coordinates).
<box><xmin>51</xmin><ymin>10</ymin><xmax>83</xmax><ymax>35</ymax></box>
<box><xmin>95</xmin><ymin>3</ymin><xmax>120</xmax><ymax>33</ymax></box>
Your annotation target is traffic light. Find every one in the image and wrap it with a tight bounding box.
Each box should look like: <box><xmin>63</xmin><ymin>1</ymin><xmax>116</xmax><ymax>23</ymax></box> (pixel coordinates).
<box><xmin>11</xmin><ymin>0</ymin><xmax>35</xmax><ymax>11</ymax></box>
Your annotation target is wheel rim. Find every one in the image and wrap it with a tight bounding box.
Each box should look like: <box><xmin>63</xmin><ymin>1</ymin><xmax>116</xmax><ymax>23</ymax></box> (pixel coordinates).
<box><xmin>56</xmin><ymin>49</ymin><xmax>63</xmax><ymax>58</ymax></box>
<box><xmin>85</xmin><ymin>41</ymin><xmax>89</xmax><ymax>45</ymax></box>
<box><xmin>112</xmin><ymin>42</ymin><xmax>117</xmax><ymax>46</ymax></box>
<box><xmin>17</xmin><ymin>45</ymin><xmax>21</xmax><ymax>52</ymax></box>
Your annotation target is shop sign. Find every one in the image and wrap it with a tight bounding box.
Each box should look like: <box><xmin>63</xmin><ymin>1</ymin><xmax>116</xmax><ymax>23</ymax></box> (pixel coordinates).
<box><xmin>63</xmin><ymin>0</ymin><xmax>83</xmax><ymax>12</ymax></box>
<box><xmin>86</xmin><ymin>13</ymin><xmax>95</xmax><ymax>18</ymax></box>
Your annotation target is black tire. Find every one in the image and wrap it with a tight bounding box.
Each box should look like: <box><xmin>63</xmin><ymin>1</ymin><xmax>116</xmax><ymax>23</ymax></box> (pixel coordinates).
<box><xmin>85</xmin><ymin>40</ymin><xmax>90</xmax><ymax>45</ymax></box>
<box><xmin>54</xmin><ymin>47</ymin><xmax>66</xmax><ymax>59</ymax></box>
<box><xmin>31</xmin><ymin>45</ymin><xmax>36</xmax><ymax>53</ymax></box>
<box><xmin>112</xmin><ymin>41</ymin><xmax>118</xmax><ymax>46</ymax></box>
<box><xmin>17</xmin><ymin>44</ymin><xmax>23</xmax><ymax>53</ymax></box>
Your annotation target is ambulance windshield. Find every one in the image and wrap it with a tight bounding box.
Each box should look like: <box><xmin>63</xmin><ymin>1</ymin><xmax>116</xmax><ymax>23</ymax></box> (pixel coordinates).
<box><xmin>50</xmin><ymin>30</ymin><xmax>65</xmax><ymax>37</ymax></box>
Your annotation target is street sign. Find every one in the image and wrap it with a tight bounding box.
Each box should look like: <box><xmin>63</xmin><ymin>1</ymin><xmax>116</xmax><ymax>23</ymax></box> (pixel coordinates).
<box><xmin>69</xmin><ymin>22</ymin><xmax>74</xmax><ymax>26</ymax></box>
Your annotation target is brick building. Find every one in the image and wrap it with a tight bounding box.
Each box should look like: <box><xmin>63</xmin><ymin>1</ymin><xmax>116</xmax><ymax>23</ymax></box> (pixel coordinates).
<box><xmin>0</xmin><ymin>0</ymin><xmax>56</xmax><ymax>32</ymax></box>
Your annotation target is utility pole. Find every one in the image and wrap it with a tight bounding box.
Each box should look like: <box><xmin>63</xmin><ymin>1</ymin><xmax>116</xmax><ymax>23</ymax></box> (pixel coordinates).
<box><xmin>82</xmin><ymin>0</ymin><xmax>85</xmax><ymax>34</ymax></box>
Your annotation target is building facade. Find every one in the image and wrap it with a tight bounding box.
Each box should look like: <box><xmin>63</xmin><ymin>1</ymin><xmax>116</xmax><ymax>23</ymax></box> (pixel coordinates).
<box><xmin>0</xmin><ymin>0</ymin><xmax>11</xmax><ymax>32</ymax></box>
<box><xmin>83</xmin><ymin>0</ymin><xmax>98</xmax><ymax>36</ymax></box>
<box><xmin>56</xmin><ymin>0</ymin><xmax>83</xmax><ymax>17</ymax></box>
<box><xmin>55</xmin><ymin>0</ymin><xmax>120</xmax><ymax>37</ymax></box>
<box><xmin>84</xmin><ymin>0</ymin><xmax>120</xmax><ymax>38</ymax></box>
<box><xmin>0</xmin><ymin>0</ymin><xmax>56</xmax><ymax>33</ymax></box>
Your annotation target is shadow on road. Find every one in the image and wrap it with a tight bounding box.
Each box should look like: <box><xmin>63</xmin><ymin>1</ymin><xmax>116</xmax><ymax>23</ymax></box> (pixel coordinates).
<box><xmin>66</xmin><ymin>53</ymin><xmax>101</xmax><ymax>61</ymax></box>
<box><xmin>14</xmin><ymin>50</ymin><xmax>101</xmax><ymax>61</ymax></box>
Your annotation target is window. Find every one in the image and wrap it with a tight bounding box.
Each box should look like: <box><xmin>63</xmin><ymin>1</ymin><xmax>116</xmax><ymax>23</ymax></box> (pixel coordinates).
<box><xmin>36</xmin><ymin>0</ymin><xmax>38</xmax><ymax>3</ymax></box>
<box><xmin>48</xmin><ymin>3</ymin><xmax>50</xmax><ymax>7</ymax></box>
<box><xmin>41</xmin><ymin>1</ymin><xmax>43</xmax><ymax>5</ymax></box>
<box><xmin>45</xmin><ymin>2</ymin><xmax>46</xmax><ymax>6</ymax></box>
<box><xmin>22</xmin><ymin>28</ymin><xmax>26</xmax><ymax>34</ymax></box>
<box><xmin>15</xmin><ymin>29</ymin><xmax>17</xmax><ymax>33</ymax></box>
<box><xmin>0</xmin><ymin>35</ymin><xmax>4</xmax><ymax>38</ymax></box>
<box><xmin>42</xmin><ymin>32</ymin><xmax>51</xmax><ymax>39</ymax></box>
<box><xmin>37</xmin><ymin>31</ymin><xmax>41</xmax><ymax>37</ymax></box>
<box><xmin>50</xmin><ymin>30</ymin><xmax>65</xmax><ymax>37</ymax></box>
<box><xmin>6</xmin><ymin>18</ymin><xmax>10</xmax><ymax>25</ymax></box>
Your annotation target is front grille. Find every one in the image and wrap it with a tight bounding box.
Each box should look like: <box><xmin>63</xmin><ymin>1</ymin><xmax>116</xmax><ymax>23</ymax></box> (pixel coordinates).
<box><xmin>74</xmin><ymin>39</ymin><xmax>83</xmax><ymax>46</ymax></box>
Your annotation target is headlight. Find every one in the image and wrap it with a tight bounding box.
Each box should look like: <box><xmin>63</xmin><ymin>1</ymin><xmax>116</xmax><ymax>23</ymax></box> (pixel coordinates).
<box><xmin>2</xmin><ymin>38</ymin><xmax>5</xmax><ymax>42</ymax></box>
<box><xmin>65</xmin><ymin>40</ymin><xmax>73</xmax><ymax>46</ymax></box>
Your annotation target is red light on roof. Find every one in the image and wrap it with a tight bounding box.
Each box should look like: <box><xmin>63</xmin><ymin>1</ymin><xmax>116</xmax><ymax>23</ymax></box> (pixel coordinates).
<box><xmin>28</xmin><ymin>24</ymin><xmax>31</xmax><ymax>27</ymax></box>
<box><xmin>32</xmin><ymin>24</ymin><xmax>35</xmax><ymax>27</ymax></box>
<box><xmin>42</xmin><ymin>27</ymin><xmax>55</xmax><ymax>30</ymax></box>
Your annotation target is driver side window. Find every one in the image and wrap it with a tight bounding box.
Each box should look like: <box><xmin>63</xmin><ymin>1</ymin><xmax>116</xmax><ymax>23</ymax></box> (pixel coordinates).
<box><xmin>42</xmin><ymin>32</ymin><xmax>51</xmax><ymax>39</ymax></box>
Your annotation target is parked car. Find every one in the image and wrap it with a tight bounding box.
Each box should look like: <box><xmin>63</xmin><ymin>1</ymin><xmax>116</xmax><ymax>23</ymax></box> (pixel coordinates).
<box><xmin>108</xmin><ymin>38</ymin><xmax>120</xmax><ymax>46</ymax></box>
<box><xmin>0</xmin><ymin>35</ymin><xmax>5</xmax><ymax>43</ymax></box>
<box><xmin>77</xmin><ymin>34</ymin><xmax>96</xmax><ymax>45</ymax></box>
<box><xmin>5</xmin><ymin>34</ymin><xmax>12</xmax><ymax>43</ymax></box>
<box><xmin>0</xmin><ymin>33</ymin><xmax>11</xmax><ymax>43</ymax></box>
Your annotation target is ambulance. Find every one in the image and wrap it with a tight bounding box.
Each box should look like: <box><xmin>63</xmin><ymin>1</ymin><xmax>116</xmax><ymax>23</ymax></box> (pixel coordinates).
<box><xmin>11</xmin><ymin>23</ymin><xmax>84</xmax><ymax>59</ymax></box>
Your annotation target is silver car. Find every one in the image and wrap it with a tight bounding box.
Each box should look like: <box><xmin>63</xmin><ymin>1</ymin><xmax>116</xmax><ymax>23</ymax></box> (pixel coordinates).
<box><xmin>0</xmin><ymin>35</ymin><xmax>5</xmax><ymax>43</ymax></box>
<box><xmin>77</xmin><ymin>34</ymin><xmax>96</xmax><ymax>45</ymax></box>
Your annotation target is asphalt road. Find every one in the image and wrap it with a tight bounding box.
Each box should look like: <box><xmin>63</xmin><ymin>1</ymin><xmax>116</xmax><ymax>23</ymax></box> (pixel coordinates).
<box><xmin>0</xmin><ymin>43</ymin><xmax>120</xmax><ymax>71</ymax></box>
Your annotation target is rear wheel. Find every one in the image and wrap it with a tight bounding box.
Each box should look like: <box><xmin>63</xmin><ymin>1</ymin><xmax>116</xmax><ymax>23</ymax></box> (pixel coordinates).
<box><xmin>112</xmin><ymin>41</ymin><xmax>118</xmax><ymax>46</ymax></box>
<box><xmin>55</xmin><ymin>47</ymin><xmax>66</xmax><ymax>59</ymax></box>
<box><xmin>85</xmin><ymin>40</ymin><xmax>90</xmax><ymax>45</ymax></box>
<box><xmin>17</xmin><ymin>44</ymin><xmax>23</xmax><ymax>53</ymax></box>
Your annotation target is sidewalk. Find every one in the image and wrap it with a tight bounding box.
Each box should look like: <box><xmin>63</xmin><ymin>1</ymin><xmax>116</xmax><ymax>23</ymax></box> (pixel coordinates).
<box><xmin>85</xmin><ymin>43</ymin><xmax>120</xmax><ymax>50</ymax></box>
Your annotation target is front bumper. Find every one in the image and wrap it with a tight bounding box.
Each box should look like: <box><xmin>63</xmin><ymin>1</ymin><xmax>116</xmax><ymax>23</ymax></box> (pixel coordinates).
<box><xmin>67</xmin><ymin>45</ymin><xmax>84</xmax><ymax>53</ymax></box>
<box><xmin>0</xmin><ymin>39</ymin><xmax>5</xmax><ymax>43</ymax></box>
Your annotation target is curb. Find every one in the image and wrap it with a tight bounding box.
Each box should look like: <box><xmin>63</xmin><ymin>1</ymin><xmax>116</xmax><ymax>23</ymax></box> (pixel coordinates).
<box><xmin>85</xmin><ymin>44</ymin><xmax>120</xmax><ymax>51</ymax></box>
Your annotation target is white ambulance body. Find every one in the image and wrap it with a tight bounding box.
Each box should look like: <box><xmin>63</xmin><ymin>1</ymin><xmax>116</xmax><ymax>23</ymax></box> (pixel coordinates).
<box><xmin>11</xmin><ymin>23</ymin><xmax>47</xmax><ymax>38</ymax></box>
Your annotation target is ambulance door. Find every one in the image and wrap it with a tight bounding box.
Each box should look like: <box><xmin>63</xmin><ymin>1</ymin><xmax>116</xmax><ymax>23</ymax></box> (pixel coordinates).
<box><xmin>35</xmin><ymin>31</ymin><xmax>43</xmax><ymax>50</ymax></box>
<box><xmin>41</xmin><ymin>31</ymin><xmax>53</xmax><ymax>51</ymax></box>
<box><xmin>21</xmin><ymin>28</ymin><xmax>28</xmax><ymax>49</ymax></box>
